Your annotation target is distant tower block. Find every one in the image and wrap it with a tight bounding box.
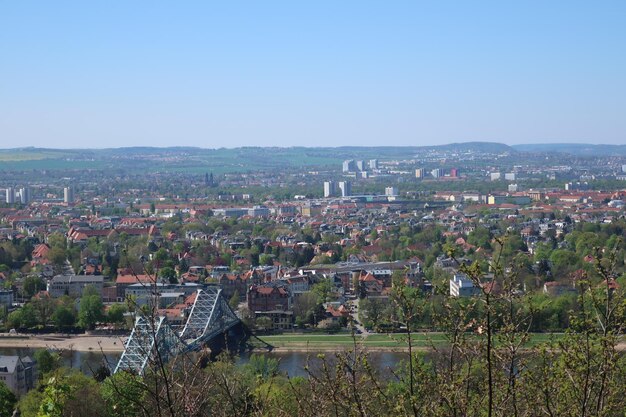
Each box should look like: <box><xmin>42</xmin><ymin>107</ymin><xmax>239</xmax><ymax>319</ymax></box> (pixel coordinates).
<box><xmin>369</xmin><ymin>159</ymin><xmax>378</xmax><ymax>170</ymax></box>
<box><xmin>19</xmin><ymin>187</ymin><xmax>30</xmax><ymax>204</ymax></box>
<box><xmin>342</xmin><ymin>160</ymin><xmax>356</xmax><ymax>172</ymax></box>
<box><xmin>5</xmin><ymin>187</ymin><xmax>14</xmax><ymax>204</ymax></box>
<box><xmin>338</xmin><ymin>181</ymin><xmax>351</xmax><ymax>197</ymax></box>
<box><xmin>385</xmin><ymin>186</ymin><xmax>398</xmax><ymax>196</ymax></box>
<box><xmin>64</xmin><ymin>186</ymin><xmax>74</xmax><ymax>203</ymax></box>
<box><xmin>323</xmin><ymin>181</ymin><xmax>336</xmax><ymax>198</ymax></box>
<box><xmin>415</xmin><ymin>168</ymin><xmax>425</xmax><ymax>178</ymax></box>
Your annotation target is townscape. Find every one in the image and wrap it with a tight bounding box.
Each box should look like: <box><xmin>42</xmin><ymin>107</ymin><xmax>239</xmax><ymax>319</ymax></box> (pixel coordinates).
<box><xmin>0</xmin><ymin>143</ymin><xmax>625</xmax><ymax>415</ymax></box>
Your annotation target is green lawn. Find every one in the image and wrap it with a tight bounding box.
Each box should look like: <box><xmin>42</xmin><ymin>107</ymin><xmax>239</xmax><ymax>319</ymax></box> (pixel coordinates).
<box><xmin>256</xmin><ymin>332</ymin><xmax>566</xmax><ymax>350</ymax></box>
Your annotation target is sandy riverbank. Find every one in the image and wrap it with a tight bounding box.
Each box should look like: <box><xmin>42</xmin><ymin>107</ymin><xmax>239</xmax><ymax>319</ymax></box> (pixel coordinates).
<box><xmin>0</xmin><ymin>335</ymin><xmax>126</xmax><ymax>352</ymax></box>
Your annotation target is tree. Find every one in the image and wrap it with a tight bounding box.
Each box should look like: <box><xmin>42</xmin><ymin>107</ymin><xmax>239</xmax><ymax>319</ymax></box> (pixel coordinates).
<box><xmin>259</xmin><ymin>254</ymin><xmax>274</xmax><ymax>266</ymax></box>
<box><xmin>358</xmin><ymin>298</ymin><xmax>386</xmax><ymax>330</ymax></box>
<box><xmin>229</xmin><ymin>290</ymin><xmax>240</xmax><ymax>311</ymax></box>
<box><xmin>38</xmin><ymin>371</ymin><xmax>107</xmax><ymax>417</ymax></box>
<box><xmin>78</xmin><ymin>295</ymin><xmax>104</xmax><ymax>330</ymax></box>
<box><xmin>6</xmin><ymin>304</ymin><xmax>37</xmax><ymax>329</ymax></box>
<box><xmin>31</xmin><ymin>295</ymin><xmax>56</xmax><ymax>327</ymax></box>
<box><xmin>101</xmin><ymin>372</ymin><xmax>146</xmax><ymax>417</ymax></box>
<box><xmin>255</xmin><ymin>316</ymin><xmax>273</xmax><ymax>331</ymax></box>
<box><xmin>34</xmin><ymin>349</ymin><xmax>59</xmax><ymax>376</ymax></box>
<box><xmin>106</xmin><ymin>303</ymin><xmax>127</xmax><ymax>325</ymax></box>
<box><xmin>5</xmin><ymin>310</ymin><xmax>22</xmax><ymax>330</ymax></box>
<box><xmin>158</xmin><ymin>266</ymin><xmax>177</xmax><ymax>284</ymax></box>
<box><xmin>467</xmin><ymin>225</ymin><xmax>492</xmax><ymax>249</ymax></box>
<box><xmin>52</xmin><ymin>305</ymin><xmax>76</xmax><ymax>331</ymax></box>
<box><xmin>292</xmin><ymin>292</ymin><xmax>320</xmax><ymax>326</ymax></box>
<box><xmin>22</xmin><ymin>276</ymin><xmax>45</xmax><ymax>298</ymax></box>
<box><xmin>311</xmin><ymin>278</ymin><xmax>332</xmax><ymax>303</ymax></box>
<box><xmin>48</xmin><ymin>247</ymin><xmax>68</xmax><ymax>270</ymax></box>
<box><xmin>0</xmin><ymin>381</ymin><xmax>16</xmax><ymax>417</ymax></box>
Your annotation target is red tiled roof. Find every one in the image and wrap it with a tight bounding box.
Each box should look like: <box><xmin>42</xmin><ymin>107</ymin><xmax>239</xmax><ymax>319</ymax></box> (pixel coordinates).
<box><xmin>116</xmin><ymin>274</ymin><xmax>154</xmax><ymax>285</ymax></box>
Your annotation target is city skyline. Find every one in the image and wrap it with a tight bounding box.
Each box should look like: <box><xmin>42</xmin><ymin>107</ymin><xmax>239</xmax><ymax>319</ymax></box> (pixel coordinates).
<box><xmin>2</xmin><ymin>1</ymin><xmax>626</xmax><ymax>148</ymax></box>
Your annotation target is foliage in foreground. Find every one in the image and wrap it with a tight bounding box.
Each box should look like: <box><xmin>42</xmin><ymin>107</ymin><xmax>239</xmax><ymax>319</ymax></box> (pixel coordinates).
<box><xmin>19</xmin><ymin>240</ymin><xmax>626</xmax><ymax>417</ymax></box>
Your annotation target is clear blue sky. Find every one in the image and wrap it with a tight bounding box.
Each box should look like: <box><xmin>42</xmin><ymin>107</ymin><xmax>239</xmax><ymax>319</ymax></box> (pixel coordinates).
<box><xmin>1</xmin><ymin>1</ymin><xmax>625</xmax><ymax>148</ymax></box>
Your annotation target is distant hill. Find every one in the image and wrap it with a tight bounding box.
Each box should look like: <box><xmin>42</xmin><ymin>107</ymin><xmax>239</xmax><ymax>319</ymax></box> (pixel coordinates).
<box><xmin>7</xmin><ymin>141</ymin><xmax>624</xmax><ymax>172</ymax></box>
<box><xmin>513</xmin><ymin>143</ymin><xmax>626</xmax><ymax>156</ymax></box>
<box><xmin>415</xmin><ymin>141</ymin><xmax>515</xmax><ymax>153</ymax></box>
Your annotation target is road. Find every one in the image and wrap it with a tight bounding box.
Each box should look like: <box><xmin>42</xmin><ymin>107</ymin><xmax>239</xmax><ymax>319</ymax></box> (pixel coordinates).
<box><xmin>347</xmin><ymin>297</ymin><xmax>370</xmax><ymax>336</ymax></box>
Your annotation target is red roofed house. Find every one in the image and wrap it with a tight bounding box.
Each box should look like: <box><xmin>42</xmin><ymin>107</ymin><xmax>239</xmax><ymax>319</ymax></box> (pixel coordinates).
<box><xmin>247</xmin><ymin>285</ymin><xmax>289</xmax><ymax>312</ymax></box>
<box><xmin>115</xmin><ymin>273</ymin><xmax>156</xmax><ymax>302</ymax></box>
<box><xmin>359</xmin><ymin>272</ymin><xmax>383</xmax><ymax>297</ymax></box>
<box><xmin>31</xmin><ymin>244</ymin><xmax>51</xmax><ymax>267</ymax></box>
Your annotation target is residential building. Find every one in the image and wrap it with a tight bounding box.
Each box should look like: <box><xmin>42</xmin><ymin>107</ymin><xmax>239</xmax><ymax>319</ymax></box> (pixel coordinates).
<box><xmin>449</xmin><ymin>273</ymin><xmax>479</xmax><ymax>297</ymax></box>
<box><xmin>338</xmin><ymin>181</ymin><xmax>351</xmax><ymax>197</ymax></box>
<box><xmin>487</xmin><ymin>195</ymin><xmax>531</xmax><ymax>205</ymax></box>
<box><xmin>0</xmin><ymin>290</ymin><xmax>14</xmax><ymax>308</ymax></box>
<box><xmin>369</xmin><ymin>159</ymin><xmax>378</xmax><ymax>170</ymax></box>
<box><xmin>415</xmin><ymin>168</ymin><xmax>425</xmax><ymax>178</ymax></box>
<box><xmin>504</xmin><ymin>172</ymin><xmax>516</xmax><ymax>181</ymax></box>
<box><xmin>47</xmin><ymin>275</ymin><xmax>104</xmax><ymax>298</ymax></box>
<box><xmin>385</xmin><ymin>186</ymin><xmax>398</xmax><ymax>197</ymax></box>
<box><xmin>431</xmin><ymin>168</ymin><xmax>444</xmax><ymax>178</ymax></box>
<box><xmin>247</xmin><ymin>284</ymin><xmax>290</xmax><ymax>312</ymax></box>
<box><xmin>125</xmin><ymin>282</ymin><xmax>204</xmax><ymax>307</ymax></box>
<box><xmin>279</xmin><ymin>274</ymin><xmax>310</xmax><ymax>301</ymax></box>
<box><xmin>342</xmin><ymin>160</ymin><xmax>356</xmax><ymax>172</ymax></box>
<box><xmin>323</xmin><ymin>181</ymin><xmax>336</xmax><ymax>198</ymax></box>
<box><xmin>219</xmin><ymin>273</ymin><xmax>255</xmax><ymax>299</ymax></box>
<box><xmin>0</xmin><ymin>355</ymin><xmax>36</xmax><ymax>395</ymax></box>
<box><xmin>356</xmin><ymin>160</ymin><xmax>365</xmax><ymax>171</ymax></box>
<box><xmin>63</xmin><ymin>186</ymin><xmax>74</xmax><ymax>203</ymax></box>
<box><xmin>253</xmin><ymin>310</ymin><xmax>294</xmax><ymax>330</ymax></box>
<box><xmin>490</xmin><ymin>172</ymin><xmax>501</xmax><ymax>181</ymax></box>
<box><xmin>5</xmin><ymin>188</ymin><xmax>14</xmax><ymax>204</ymax></box>
<box><xmin>247</xmin><ymin>206</ymin><xmax>270</xmax><ymax>217</ymax></box>
<box><xmin>115</xmin><ymin>273</ymin><xmax>156</xmax><ymax>301</ymax></box>
<box><xmin>19</xmin><ymin>187</ymin><xmax>30</xmax><ymax>204</ymax></box>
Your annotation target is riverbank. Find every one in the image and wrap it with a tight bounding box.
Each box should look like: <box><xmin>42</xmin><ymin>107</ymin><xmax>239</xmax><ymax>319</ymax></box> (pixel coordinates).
<box><xmin>0</xmin><ymin>334</ymin><xmax>125</xmax><ymax>352</ymax></box>
<box><xmin>0</xmin><ymin>332</ymin><xmax>622</xmax><ymax>354</ymax></box>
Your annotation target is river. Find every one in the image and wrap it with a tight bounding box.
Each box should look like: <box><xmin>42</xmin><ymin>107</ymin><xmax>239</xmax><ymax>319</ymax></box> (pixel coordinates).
<box><xmin>0</xmin><ymin>348</ymin><xmax>410</xmax><ymax>378</ymax></box>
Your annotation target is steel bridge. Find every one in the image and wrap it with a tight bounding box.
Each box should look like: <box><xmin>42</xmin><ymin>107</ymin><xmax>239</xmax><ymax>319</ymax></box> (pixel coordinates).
<box><xmin>114</xmin><ymin>287</ymin><xmax>241</xmax><ymax>375</ymax></box>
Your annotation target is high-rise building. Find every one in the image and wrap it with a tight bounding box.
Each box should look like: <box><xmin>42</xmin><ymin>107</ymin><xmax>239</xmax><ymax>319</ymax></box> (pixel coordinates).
<box><xmin>356</xmin><ymin>160</ymin><xmax>365</xmax><ymax>171</ymax></box>
<box><xmin>431</xmin><ymin>168</ymin><xmax>444</xmax><ymax>179</ymax></box>
<box><xmin>323</xmin><ymin>181</ymin><xmax>336</xmax><ymax>198</ymax></box>
<box><xmin>385</xmin><ymin>186</ymin><xmax>398</xmax><ymax>196</ymax></box>
<box><xmin>342</xmin><ymin>160</ymin><xmax>356</xmax><ymax>172</ymax></box>
<box><xmin>450</xmin><ymin>168</ymin><xmax>459</xmax><ymax>178</ymax></box>
<box><xmin>19</xmin><ymin>188</ymin><xmax>30</xmax><ymax>204</ymax></box>
<box><xmin>504</xmin><ymin>172</ymin><xmax>516</xmax><ymax>181</ymax></box>
<box><xmin>490</xmin><ymin>172</ymin><xmax>502</xmax><ymax>181</ymax></box>
<box><xmin>338</xmin><ymin>181</ymin><xmax>352</xmax><ymax>197</ymax></box>
<box><xmin>369</xmin><ymin>159</ymin><xmax>378</xmax><ymax>170</ymax></box>
<box><xmin>63</xmin><ymin>186</ymin><xmax>74</xmax><ymax>204</ymax></box>
<box><xmin>5</xmin><ymin>188</ymin><xmax>14</xmax><ymax>204</ymax></box>
<box><xmin>415</xmin><ymin>168</ymin><xmax>425</xmax><ymax>178</ymax></box>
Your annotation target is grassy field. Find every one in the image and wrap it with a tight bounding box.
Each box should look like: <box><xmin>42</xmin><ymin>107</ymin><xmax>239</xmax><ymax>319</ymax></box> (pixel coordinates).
<box><xmin>256</xmin><ymin>332</ymin><xmax>564</xmax><ymax>350</ymax></box>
